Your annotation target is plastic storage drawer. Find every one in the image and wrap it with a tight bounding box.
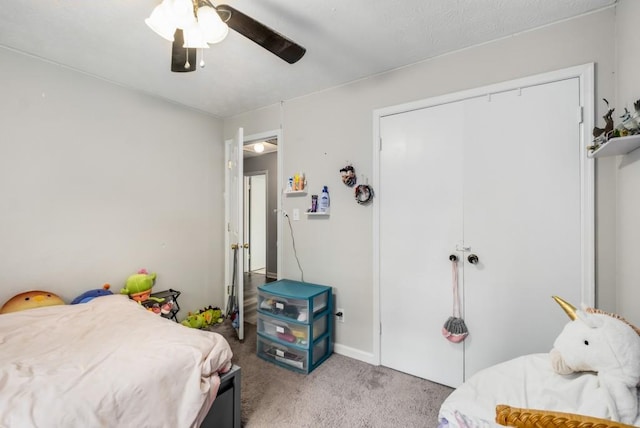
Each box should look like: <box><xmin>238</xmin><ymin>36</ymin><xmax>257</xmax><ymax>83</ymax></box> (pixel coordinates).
<box><xmin>257</xmin><ymin>281</ymin><xmax>328</xmax><ymax>322</ymax></box>
<box><xmin>257</xmin><ymin>312</ymin><xmax>328</xmax><ymax>346</ymax></box>
<box><xmin>257</xmin><ymin>280</ymin><xmax>333</xmax><ymax>374</ymax></box>
<box><xmin>257</xmin><ymin>334</ymin><xmax>330</xmax><ymax>373</ymax></box>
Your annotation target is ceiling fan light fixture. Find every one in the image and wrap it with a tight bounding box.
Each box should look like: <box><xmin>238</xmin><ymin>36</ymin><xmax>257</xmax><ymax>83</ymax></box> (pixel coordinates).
<box><xmin>171</xmin><ymin>0</ymin><xmax>197</xmax><ymax>29</ymax></box>
<box><xmin>183</xmin><ymin>23</ymin><xmax>210</xmax><ymax>48</ymax></box>
<box><xmin>145</xmin><ymin>0</ymin><xmax>177</xmax><ymax>41</ymax></box>
<box><xmin>197</xmin><ymin>5</ymin><xmax>229</xmax><ymax>44</ymax></box>
<box><xmin>150</xmin><ymin>0</ymin><xmax>306</xmax><ymax>72</ymax></box>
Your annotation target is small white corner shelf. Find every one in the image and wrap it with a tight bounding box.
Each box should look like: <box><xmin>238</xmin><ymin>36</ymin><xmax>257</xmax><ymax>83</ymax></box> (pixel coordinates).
<box><xmin>588</xmin><ymin>134</ymin><xmax>640</xmax><ymax>158</ymax></box>
<box><xmin>305</xmin><ymin>212</ymin><xmax>329</xmax><ymax>217</ymax></box>
<box><xmin>284</xmin><ymin>190</ymin><xmax>307</xmax><ymax>196</ymax></box>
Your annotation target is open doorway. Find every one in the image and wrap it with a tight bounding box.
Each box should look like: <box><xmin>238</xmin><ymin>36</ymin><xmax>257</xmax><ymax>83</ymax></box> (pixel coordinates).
<box><xmin>244</xmin><ymin>173</ymin><xmax>267</xmax><ymax>274</ymax></box>
<box><xmin>242</xmin><ymin>136</ymin><xmax>278</xmax><ymax>324</ymax></box>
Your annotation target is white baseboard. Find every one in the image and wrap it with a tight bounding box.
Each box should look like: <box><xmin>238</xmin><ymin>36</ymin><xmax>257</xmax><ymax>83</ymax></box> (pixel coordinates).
<box><xmin>266</xmin><ymin>271</ymin><xmax>277</xmax><ymax>279</ymax></box>
<box><xmin>333</xmin><ymin>343</ymin><xmax>377</xmax><ymax>365</ymax></box>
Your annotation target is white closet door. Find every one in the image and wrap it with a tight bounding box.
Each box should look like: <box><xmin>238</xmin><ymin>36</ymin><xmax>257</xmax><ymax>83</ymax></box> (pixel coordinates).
<box><xmin>462</xmin><ymin>79</ymin><xmax>582</xmax><ymax>380</ymax></box>
<box><xmin>379</xmin><ymin>101</ymin><xmax>465</xmax><ymax>387</ymax></box>
<box><xmin>379</xmin><ymin>76</ymin><xmax>587</xmax><ymax>388</ymax></box>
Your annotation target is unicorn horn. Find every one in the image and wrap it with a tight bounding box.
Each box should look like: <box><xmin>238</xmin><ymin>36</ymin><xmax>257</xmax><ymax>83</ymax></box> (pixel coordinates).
<box><xmin>552</xmin><ymin>296</ymin><xmax>577</xmax><ymax>320</ymax></box>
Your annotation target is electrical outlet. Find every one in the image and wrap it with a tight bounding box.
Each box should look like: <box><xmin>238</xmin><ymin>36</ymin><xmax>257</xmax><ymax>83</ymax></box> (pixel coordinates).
<box><xmin>293</xmin><ymin>208</ymin><xmax>300</xmax><ymax>221</ymax></box>
<box><xmin>336</xmin><ymin>308</ymin><xmax>345</xmax><ymax>323</ymax></box>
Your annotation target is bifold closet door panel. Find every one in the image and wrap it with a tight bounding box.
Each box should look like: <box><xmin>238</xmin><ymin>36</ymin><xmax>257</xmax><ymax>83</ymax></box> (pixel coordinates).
<box><xmin>379</xmin><ymin>101</ymin><xmax>465</xmax><ymax>388</ymax></box>
<box><xmin>462</xmin><ymin>79</ymin><xmax>583</xmax><ymax>380</ymax></box>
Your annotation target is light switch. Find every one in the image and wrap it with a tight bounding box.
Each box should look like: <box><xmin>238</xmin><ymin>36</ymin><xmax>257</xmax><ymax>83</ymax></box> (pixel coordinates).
<box><xmin>293</xmin><ymin>208</ymin><xmax>300</xmax><ymax>221</ymax></box>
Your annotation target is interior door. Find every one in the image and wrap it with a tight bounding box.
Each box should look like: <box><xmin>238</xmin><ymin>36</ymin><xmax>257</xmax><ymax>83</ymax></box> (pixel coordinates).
<box><xmin>225</xmin><ymin>128</ymin><xmax>245</xmax><ymax>340</ymax></box>
<box><xmin>243</xmin><ymin>176</ymin><xmax>250</xmax><ymax>273</ymax></box>
<box><xmin>379</xmin><ymin>101</ymin><xmax>466</xmax><ymax>387</ymax></box>
<box><xmin>462</xmin><ymin>79</ymin><xmax>583</xmax><ymax>379</ymax></box>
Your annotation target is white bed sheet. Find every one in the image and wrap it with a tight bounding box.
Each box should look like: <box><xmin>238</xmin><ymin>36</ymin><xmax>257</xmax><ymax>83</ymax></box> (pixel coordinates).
<box><xmin>438</xmin><ymin>353</ymin><xmax>640</xmax><ymax>428</ymax></box>
<box><xmin>0</xmin><ymin>294</ymin><xmax>233</xmax><ymax>428</ymax></box>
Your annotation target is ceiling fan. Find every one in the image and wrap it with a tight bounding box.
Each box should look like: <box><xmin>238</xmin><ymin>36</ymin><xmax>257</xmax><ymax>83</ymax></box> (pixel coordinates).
<box><xmin>146</xmin><ymin>0</ymin><xmax>306</xmax><ymax>73</ymax></box>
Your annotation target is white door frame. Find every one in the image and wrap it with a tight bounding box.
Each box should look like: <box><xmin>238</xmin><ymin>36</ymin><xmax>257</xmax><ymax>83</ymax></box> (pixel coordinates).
<box><xmin>372</xmin><ymin>63</ymin><xmax>595</xmax><ymax>365</ymax></box>
<box><xmin>243</xmin><ymin>129</ymin><xmax>284</xmax><ymax>280</ymax></box>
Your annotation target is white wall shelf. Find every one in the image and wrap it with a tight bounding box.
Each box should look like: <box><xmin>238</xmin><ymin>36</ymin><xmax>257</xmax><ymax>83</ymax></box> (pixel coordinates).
<box><xmin>588</xmin><ymin>134</ymin><xmax>640</xmax><ymax>158</ymax></box>
<box><xmin>305</xmin><ymin>212</ymin><xmax>329</xmax><ymax>217</ymax></box>
<box><xmin>284</xmin><ymin>190</ymin><xmax>307</xmax><ymax>196</ymax></box>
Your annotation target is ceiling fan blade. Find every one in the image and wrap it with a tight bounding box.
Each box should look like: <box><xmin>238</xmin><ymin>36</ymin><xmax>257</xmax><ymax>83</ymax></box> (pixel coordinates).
<box><xmin>216</xmin><ymin>4</ymin><xmax>306</xmax><ymax>64</ymax></box>
<box><xmin>171</xmin><ymin>29</ymin><xmax>197</xmax><ymax>73</ymax></box>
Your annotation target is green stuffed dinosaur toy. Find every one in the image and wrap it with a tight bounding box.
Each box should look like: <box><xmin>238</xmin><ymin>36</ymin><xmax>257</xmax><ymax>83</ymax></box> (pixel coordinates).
<box><xmin>181</xmin><ymin>312</ymin><xmax>206</xmax><ymax>329</ymax></box>
<box><xmin>181</xmin><ymin>306</ymin><xmax>223</xmax><ymax>329</ymax></box>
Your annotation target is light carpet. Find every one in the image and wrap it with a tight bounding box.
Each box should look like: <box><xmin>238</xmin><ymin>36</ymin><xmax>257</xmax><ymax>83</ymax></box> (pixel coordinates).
<box><xmin>212</xmin><ymin>321</ymin><xmax>454</xmax><ymax>428</ymax></box>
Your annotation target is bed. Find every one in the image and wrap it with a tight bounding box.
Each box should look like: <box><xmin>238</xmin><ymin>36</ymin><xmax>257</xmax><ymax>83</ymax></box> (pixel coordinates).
<box><xmin>0</xmin><ymin>294</ymin><xmax>238</xmax><ymax>428</ymax></box>
<box><xmin>437</xmin><ymin>353</ymin><xmax>640</xmax><ymax>428</ymax></box>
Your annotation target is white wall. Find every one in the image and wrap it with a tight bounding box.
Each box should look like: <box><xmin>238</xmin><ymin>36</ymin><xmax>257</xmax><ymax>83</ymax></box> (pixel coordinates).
<box><xmin>0</xmin><ymin>47</ymin><xmax>226</xmax><ymax>317</ymax></box>
<box><xmin>225</xmin><ymin>8</ymin><xmax>617</xmax><ymax>358</ymax></box>
<box><xmin>615</xmin><ymin>0</ymin><xmax>640</xmax><ymax>325</ymax></box>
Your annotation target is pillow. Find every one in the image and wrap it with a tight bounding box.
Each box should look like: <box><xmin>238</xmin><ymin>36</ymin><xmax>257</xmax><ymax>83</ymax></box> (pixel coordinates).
<box><xmin>0</xmin><ymin>290</ymin><xmax>65</xmax><ymax>314</ymax></box>
<box><xmin>495</xmin><ymin>404</ymin><xmax>636</xmax><ymax>428</ymax></box>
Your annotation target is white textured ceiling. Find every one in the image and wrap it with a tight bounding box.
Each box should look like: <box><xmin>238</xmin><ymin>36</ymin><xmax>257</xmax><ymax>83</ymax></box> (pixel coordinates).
<box><xmin>0</xmin><ymin>0</ymin><xmax>615</xmax><ymax>118</ymax></box>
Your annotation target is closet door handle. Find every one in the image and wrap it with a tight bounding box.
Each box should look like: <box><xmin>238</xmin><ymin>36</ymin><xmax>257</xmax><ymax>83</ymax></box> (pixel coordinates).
<box><xmin>467</xmin><ymin>254</ymin><xmax>479</xmax><ymax>264</ymax></box>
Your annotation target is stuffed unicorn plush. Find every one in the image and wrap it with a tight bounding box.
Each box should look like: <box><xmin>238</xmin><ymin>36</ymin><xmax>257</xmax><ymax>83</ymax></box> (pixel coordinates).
<box><xmin>549</xmin><ymin>296</ymin><xmax>640</xmax><ymax>424</ymax></box>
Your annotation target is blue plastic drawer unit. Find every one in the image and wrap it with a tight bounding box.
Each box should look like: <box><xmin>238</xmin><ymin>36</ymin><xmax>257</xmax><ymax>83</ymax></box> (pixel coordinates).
<box><xmin>257</xmin><ymin>279</ymin><xmax>333</xmax><ymax>374</ymax></box>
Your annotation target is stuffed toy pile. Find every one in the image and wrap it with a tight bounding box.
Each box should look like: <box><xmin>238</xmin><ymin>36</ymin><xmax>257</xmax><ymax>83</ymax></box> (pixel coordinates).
<box><xmin>181</xmin><ymin>306</ymin><xmax>223</xmax><ymax>329</ymax></box>
<box><xmin>550</xmin><ymin>296</ymin><xmax>640</xmax><ymax>425</ymax></box>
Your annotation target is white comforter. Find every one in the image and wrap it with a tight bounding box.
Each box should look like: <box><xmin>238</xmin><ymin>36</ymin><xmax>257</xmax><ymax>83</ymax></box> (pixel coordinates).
<box><xmin>0</xmin><ymin>294</ymin><xmax>233</xmax><ymax>428</ymax></box>
<box><xmin>438</xmin><ymin>353</ymin><xmax>640</xmax><ymax>428</ymax></box>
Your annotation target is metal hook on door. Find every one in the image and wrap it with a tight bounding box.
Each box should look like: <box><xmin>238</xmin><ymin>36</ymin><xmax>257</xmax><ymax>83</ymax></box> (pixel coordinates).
<box><xmin>467</xmin><ymin>254</ymin><xmax>479</xmax><ymax>264</ymax></box>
